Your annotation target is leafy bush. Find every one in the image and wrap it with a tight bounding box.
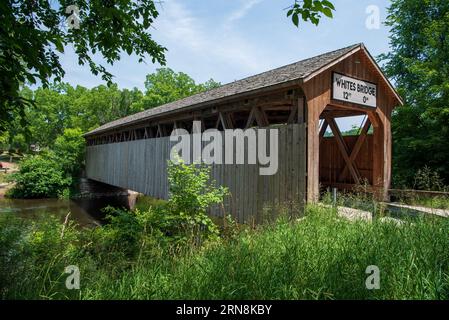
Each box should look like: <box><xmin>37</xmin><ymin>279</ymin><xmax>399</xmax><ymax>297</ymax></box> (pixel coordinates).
<box><xmin>96</xmin><ymin>160</ymin><xmax>229</xmax><ymax>248</ymax></box>
<box><xmin>7</xmin><ymin>128</ymin><xmax>85</xmax><ymax>199</ymax></box>
<box><xmin>166</xmin><ymin>159</ymin><xmax>228</xmax><ymax>243</ymax></box>
<box><xmin>7</xmin><ymin>153</ymin><xmax>71</xmax><ymax>198</ymax></box>
<box><xmin>413</xmin><ymin>166</ymin><xmax>446</xmax><ymax>191</ymax></box>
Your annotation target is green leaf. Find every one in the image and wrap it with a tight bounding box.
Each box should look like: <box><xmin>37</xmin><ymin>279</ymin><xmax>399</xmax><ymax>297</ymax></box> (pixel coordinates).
<box><xmin>322</xmin><ymin>7</ymin><xmax>333</xmax><ymax>18</ymax></box>
<box><xmin>322</xmin><ymin>0</ymin><xmax>335</xmax><ymax>10</ymax></box>
<box><xmin>292</xmin><ymin>13</ymin><xmax>299</xmax><ymax>27</ymax></box>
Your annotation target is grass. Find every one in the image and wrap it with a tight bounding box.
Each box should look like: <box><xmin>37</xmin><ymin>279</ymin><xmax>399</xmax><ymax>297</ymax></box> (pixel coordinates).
<box><xmin>1</xmin><ymin>204</ymin><xmax>448</xmax><ymax>300</ymax></box>
<box><xmin>134</xmin><ymin>194</ymin><xmax>167</xmax><ymax>212</ymax></box>
<box><xmin>406</xmin><ymin>195</ymin><xmax>449</xmax><ymax>210</ymax></box>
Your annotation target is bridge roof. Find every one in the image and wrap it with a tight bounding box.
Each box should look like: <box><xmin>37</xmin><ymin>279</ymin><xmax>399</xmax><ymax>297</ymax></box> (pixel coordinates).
<box><xmin>85</xmin><ymin>43</ymin><xmax>387</xmax><ymax>137</ymax></box>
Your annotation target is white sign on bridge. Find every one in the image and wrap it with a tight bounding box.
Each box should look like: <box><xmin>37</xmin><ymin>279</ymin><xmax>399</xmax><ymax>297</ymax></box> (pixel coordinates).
<box><xmin>332</xmin><ymin>72</ymin><xmax>377</xmax><ymax>108</ymax></box>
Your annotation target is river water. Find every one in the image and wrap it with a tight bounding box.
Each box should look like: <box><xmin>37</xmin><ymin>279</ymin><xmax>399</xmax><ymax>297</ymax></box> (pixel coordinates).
<box><xmin>0</xmin><ymin>179</ymin><xmax>138</xmax><ymax>228</ymax></box>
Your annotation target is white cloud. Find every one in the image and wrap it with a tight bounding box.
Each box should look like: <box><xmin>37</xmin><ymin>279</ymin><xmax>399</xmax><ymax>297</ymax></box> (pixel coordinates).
<box><xmin>152</xmin><ymin>0</ymin><xmax>272</xmax><ymax>79</ymax></box>
<box><xmin>227</xmin><ymin>0</ymin><xmax>263</xmax><ymax>23</ymax></box>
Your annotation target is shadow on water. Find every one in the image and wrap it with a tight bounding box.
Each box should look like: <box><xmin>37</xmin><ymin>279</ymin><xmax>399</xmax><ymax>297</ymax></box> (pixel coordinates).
<box><xmin>0</xmin><ymin>178</ymin><xmax>138</xmax><ymax>228</ymax></box>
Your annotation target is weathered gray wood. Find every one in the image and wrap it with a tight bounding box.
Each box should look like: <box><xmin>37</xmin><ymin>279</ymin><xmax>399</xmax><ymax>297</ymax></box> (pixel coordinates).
<box><xmin>86</xmin><ymin>124</ymin><xmax>306</xmax><ymax>223</ymax></box>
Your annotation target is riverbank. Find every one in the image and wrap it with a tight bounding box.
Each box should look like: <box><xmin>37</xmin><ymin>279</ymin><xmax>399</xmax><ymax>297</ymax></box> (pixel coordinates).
<box><xmin>0</xmin><ymin>161</ymin><xmax>17</xmax><ymax>198</ymax></box>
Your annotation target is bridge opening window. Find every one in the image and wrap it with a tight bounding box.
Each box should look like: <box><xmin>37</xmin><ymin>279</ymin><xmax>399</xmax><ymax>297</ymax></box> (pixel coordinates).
<box><xmin>319</xmin><ymin>107</ymin><xmax>374</xmax><ymax>195</ymax></box>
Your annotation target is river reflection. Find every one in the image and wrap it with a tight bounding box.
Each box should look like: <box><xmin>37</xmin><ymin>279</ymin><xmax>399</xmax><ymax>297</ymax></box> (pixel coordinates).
<box><xmin>0</xmin><ymin>179</ymin><xmax>136</xmax><ymax>228</ymax></box>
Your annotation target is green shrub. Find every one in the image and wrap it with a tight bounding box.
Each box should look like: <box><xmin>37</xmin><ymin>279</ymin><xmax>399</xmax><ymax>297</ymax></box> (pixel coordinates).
<box><xmin>7</xmin><ymin>153</ymin><xmax>71</xmax><ymax>198</ymax></box>
<box><xmin>166</xmin><ymin>159</ymin><xmax>228</xmax><ymax>244</ymax></box>
<box><xmin>413</xmin><ymin>166</ymin><xmax>446</xmax><ymax>191</ymax></box>
<box><xmin>101</xmin><ymin>160</ymin><xmax>229</xmax><ymax>247</ymax></box>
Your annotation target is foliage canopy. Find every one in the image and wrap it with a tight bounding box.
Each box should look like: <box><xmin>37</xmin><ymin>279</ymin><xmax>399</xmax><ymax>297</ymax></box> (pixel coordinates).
<box><xmin>380</xmin><ymin>0</ymin><xmax>449</xmax><ymax>186</ymax></box>
<box><xmin>0</xmin><ymin>0</ymin><xmax>166</xmax><ymax>132</ymax></box>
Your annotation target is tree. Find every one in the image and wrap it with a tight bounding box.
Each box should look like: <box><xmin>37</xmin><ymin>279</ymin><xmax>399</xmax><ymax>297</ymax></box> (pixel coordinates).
<box><xmin>0</xmin><ymin>0</ymin><xmax>166</xmax><ymax>132</ymax></box>
<box><xmin>380</xmin><ymin>0</ymin><xmax>449</xmax><ymax>186</ymax></box>
<box><xmin>142</xmin><ymin>68</ymin><xmax>221</xmax><ymax>109</ymax></box>
<box><xmin>53</xmin><ymin>128</ymin><xmax>85</xmax><ymax>176</ymax></box>
<box><xmin>287</xmin><ymin>0</ymin><xmax>335</xmax><ymax>27</ymax></box>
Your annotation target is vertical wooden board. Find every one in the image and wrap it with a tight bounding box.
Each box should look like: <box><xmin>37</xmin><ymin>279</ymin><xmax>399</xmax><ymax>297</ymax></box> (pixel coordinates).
<box><xmin>149</xmin><ymin>138</ymin><xmax>156</xmax><ymax>195</ymax></box>
<box><xmin>159</xmin><ymin>138</ymin><xmax>164</xmax><ymax>199</ymax></box>
<box><xmin>160</xmin><ymin>138</ymin><xmax>165</xmax><ymax>199</ymax></box>
<box><xmin>114</xmin><ymin>143</ymin><xmax>120</xmax><ymax>187</ymax></box>
<box><xmin>240</xmin><ymin>162</ymin><xmax>247</xmax><ymax>222</ymax></box>
<box><xmin>126</xmin><ymin>142</ymin><xmax>131</xmax><ymax>190</ymax></box>
<box><xmin>102</xmin><ymin>145</ymin><xmax>105</xmax><ymax>182</ymax></box>
<box><xmin>160</xmin><ymin>137</ymin><xmax>165</xmax><ymax>199</ymax></box>
<box><xmin>247</xmin><ymin>162</ymin><xmax>254</xmax><ymax>223</ymax></box>
<box><xmin>299</xmin><ymin>123</ymin><xmax>307</xmax><ymax>212</ymax></box>
<box><xmin>272</xmin><ymin>128</ymin><xmax>279</xmax><ymax>217</ymax></box>
<box><xmin>119</xmin><ymin>142</ymin><xmax>125</xmax><ymax>188</ymax></box>
<box><xmin>240</xmin><ymin>163</ymin><xmax>246</xmax><ymax>223</ymax></box>
<box><xmin>108</xmin><ymin>144</ymin><xmax>113</xmax><ymax>185</ymax></box>
<box><xmin>231</xmin><ymin>159</ymin><xmax>237</xmax><ymax>221</ymax></box>
<box><xmin>136</xmin><ymin>140</ymin><xmax>144</xmax><ymax>192</ymax></box>
<box><xmin>156</xmin><ymin>137</ymin><xmax>162</xmax><ymax>199</ymax></box>
<box><xmin>164</xmin><ymin>136</ymin><xmax>170</xmax><ymax>199</ymax></box>
<box><xmin>112</xmin><ymin>143</ymin><xmax>118</xmax><ymax>187</ymax></box>
<box><xmin>90</xmin><ymin>146</ymin><xmax>95</xmax><ymax>180</ymax></box>
<box><xmin>252</xmin><ymin>162</ymin><xmax>258</xmax><ymax>222</ymax></box>
<box><xmin>247</xmin><ymin>162</ymin><xmax>255</xmax><ymax>223</ymax></box>
<box><xmin>282</xmin><ymin>125</ymin><xmax>288</xmax><ymax>209</ymax></box>
<box><xmin>113</xmin><ymin>143</ymin><xmax>117</xmax><ymax>186</ymax></box>
<box><xmin>253</xmin><ymin>162</ymin><xmax>259</xmax><ymax>221</ymax></box>
<box><xmin>150</xmin><ymin>138</ymin><xmax>156</xmax><ymax>196</ymax></box>
<box><xmin>133</xmin><ymin>141</ymin><xmax>140</xmax><ymax>192</ymax></box>
<box><xmin>281</xmin><ymin>125</ymin><xmax>289</xmax><ymax>211</ymax></box>
<box><xmin>149</xmin><ymin>138</ymin><xmax>155</xmax><ymax>196</ymax></box>
<box><xmin>292</xmin><ymin>124</ymin><xmax>300</xmax><ymax>215</ymax></box>
<box><xmin>289</xmin><ymin>124</ymin><xmax>296</xmax><ymax>214</ymax></box>
<box><xmin>224</xmin><ymin>132</ymin><xmax>232</xmax><ymax>218</ymax></box>
<box><xmin>281</xmin><ymin>126</ymin><xmax>287</xmax><ymax>210</ymax></box>
<box><xmin>93</xmin><ymin>146</ymin><xmax>98</xmax><ymax>182</ymax></box>
<box><xmin>225</xmin><ymin>139</ymin><xmax>233</xmax><ymax>220</ymax></box>
<box><xmin>256</xmin><ymin>150</ymin><xmax>264</xmax><ymax>223</ymax></box>
<box><xmin>235</xmin><ymin>162</ymin><xmax>241</xmax><ymax>223</ymax></box>
<box><xmin>146</xmin><ymin>139</ymin><xmax>151</xmax><ymax>193</ymax></box>
<box><xmin>107</xmin><ymin>144</ymin><xmax>112</xmax><ymax>185</ymax></box>
<box><xmin>103</xmin><ymin>144</ymin><xmax>108</xmax><ymax>185</ymax></box>
<box><xmin>153</xmin><ymin>138</ymin><xmax>159</xmax><ymax>198</ymax></box>
<box><xmin>128</xmin><ymin>141</ymin><xmax>134</xmax><ymax>191</ymax></box>
<box><xmin>221</xmin><ymin>132</ymin><xmax>227</xmax><ymax>216</ymax></box>
<box><xmin>264</xmin><ymin>131</ymin><xmax>272</xmax><ymax>220</ymax></box>
<box><xmin>242</xmin><ymin>163</ymin><xmax>249</xmax><ymax>223</ymax></box>
<box><xmin>142</xmin><ymin>140</ymin><xmax>148</xmax><ymax>195</ymax></box>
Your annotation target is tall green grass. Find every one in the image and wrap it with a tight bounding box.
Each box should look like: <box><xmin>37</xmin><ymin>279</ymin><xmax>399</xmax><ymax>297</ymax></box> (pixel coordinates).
<box><xmin>1</xmin><ymin>205</ymin><xmax>448</xmax><ymax>300</ymax></box>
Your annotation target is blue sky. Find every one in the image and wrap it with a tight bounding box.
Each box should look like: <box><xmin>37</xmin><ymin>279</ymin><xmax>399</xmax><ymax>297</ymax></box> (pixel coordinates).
<box><xmin>59</xmin><ymin>0</ymin><xmax>393</xmax><ymax>130</ymax></box>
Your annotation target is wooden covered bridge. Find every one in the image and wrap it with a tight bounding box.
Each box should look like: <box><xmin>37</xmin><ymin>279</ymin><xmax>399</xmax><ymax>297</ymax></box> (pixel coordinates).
<box><xmin>85</xmin><ymin>43</ymin><xmax>402</xmax><ymax>223</ymax></box>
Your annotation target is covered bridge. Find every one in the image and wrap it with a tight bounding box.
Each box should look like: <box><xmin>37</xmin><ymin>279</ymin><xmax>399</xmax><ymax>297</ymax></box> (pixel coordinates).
<box><xmin>85</xmin><ymin>43</ymin><xmax>402</xmax><ymax>223</ymax></box>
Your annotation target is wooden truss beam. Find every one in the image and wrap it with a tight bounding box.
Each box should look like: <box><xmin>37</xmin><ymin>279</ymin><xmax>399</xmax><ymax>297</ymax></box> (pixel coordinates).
<box><xmin>326</xmin><ymin>117</ymin><xmax>361</xmax><ymax>184</ymax></box>
<box><xmin>245</xmin><ymin>106</ymin><xmax>269</xmax><ymax>129</ymax></box>
<box><xmin>215</xmin><ymin>112</ymin><xmax>234</xmax><ymax>130</ymax></box>
<box><xmin>338</xmin><ymin>118</ymin><xmax>371</xmax><ymax>181</ymax></box>
<box><xmin>319</xmin><ymin>119</ymin><xmax>328</xmax><ymax>142</ymax></box>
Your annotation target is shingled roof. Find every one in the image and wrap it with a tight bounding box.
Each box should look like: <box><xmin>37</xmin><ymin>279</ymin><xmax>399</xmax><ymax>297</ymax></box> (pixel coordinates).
<box><xmin>86</xmin><ymin>43</ymin><xmax>363</xmax><ymax>137</ymax></box>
